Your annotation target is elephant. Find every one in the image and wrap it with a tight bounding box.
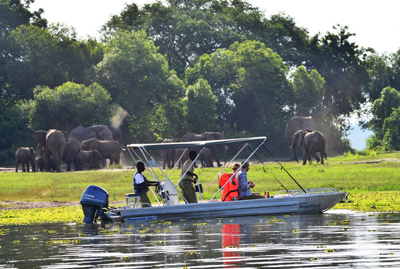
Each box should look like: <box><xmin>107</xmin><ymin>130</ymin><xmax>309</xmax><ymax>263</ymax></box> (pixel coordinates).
<box><xmin>68</xmin><ymin>125</ymin><xmax>114</xmax><ymax>144</ymax></box>
<box><xmin>62</xmin><ymin>138</ymin><xmax>80</xmax><ymax>171</ymax></box>
<box><xmin>200</xmin><ymin>147</ymin><xmax>214</xmax><ymax>167</ymax></box>
<box><xmin>107</xmin><ymin>125</ymin><xmax>123</xmax><ymax>145</ymax></box>
<box><xmin>80</xmin><ymin>138</ymin><xmax>122</xmax><ymax>165</ymax></box>
<box><xmin>290</xmin><ymin>130</ymin><xmax>327</xmax><ymax>165</ymax></box>
<box><xmin>36</xmin><ymin>154</ymin><xmax>57</xmax><ymax>172</ymax></box>
<box><xmin>182</xmin><ymin>132</ymin><xmax>227</xmax><ymax>167</ymax></box>
<box><xmin>15</xmin><ymin>147</ymin><xmax>36</xmax><ymax>172</ymax></box>
<box><xmin>33</xmin><ymin>129</ymin><xmax>67</xmax><ymax>172</ymax></box>
<box><xmin>174</xmin><ymin>148</ymin><xmax>185</xmax><ymax>169</ymax></box>
<box><xmin>75</xmin><ymin>150</ymin><xmax>102</xmax><ymax>170</ymax></box>
<box><xmin>285</xmin><ymin>116</ymin><xmax>315</xmax><ymax>159</ymax></box>
<box><xmin>162</xmin><ymin>138</ymin><xmax>176</xmax><ymax>169</ymax></box>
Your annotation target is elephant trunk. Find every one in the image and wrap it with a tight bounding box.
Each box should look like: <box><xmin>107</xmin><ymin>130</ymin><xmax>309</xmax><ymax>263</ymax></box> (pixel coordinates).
<box><xmin>291</xmin><ymin>146</ymin><xmax>299</xmax><ymax>163</ymax></box>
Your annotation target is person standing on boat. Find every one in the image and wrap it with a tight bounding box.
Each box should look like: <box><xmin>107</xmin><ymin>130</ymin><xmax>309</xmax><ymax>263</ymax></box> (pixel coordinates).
<box><xmin>133</xmin><ymin>161</ymin><xmax>160</xmax><ymax>207</ymax></box>
<box><xmin>180</xmin><ymin>150</ymin><xmax>199</xmax><ymax>203</ymax></box>
<box><xmin>236</xmin><ymin>162</ymin><xmax>264</xmax><ymax>200</ymax></box>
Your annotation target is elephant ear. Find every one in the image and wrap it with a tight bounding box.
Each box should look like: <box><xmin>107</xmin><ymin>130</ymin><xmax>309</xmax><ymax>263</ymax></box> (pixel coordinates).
<box><xmin>206</xmin><ymin>132</ymin><xmax>222</xmax><ymax>140</ymax></box>
<box><xmin>33</xmin><ymin>130</ymin><xmax>47</xmax><ymax>147</ymax></box>
<box><xmin>59</xmin><ymin>130</ymin><xmax>68</xmax><ymax>141</ymax></box>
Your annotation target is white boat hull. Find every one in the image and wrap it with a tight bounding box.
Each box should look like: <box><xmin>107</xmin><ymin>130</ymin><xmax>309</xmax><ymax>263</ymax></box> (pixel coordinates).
<box><xmin>105</xmin><ymin>189</ymin><xmax>346</xmax><ymax>222</ymax></box>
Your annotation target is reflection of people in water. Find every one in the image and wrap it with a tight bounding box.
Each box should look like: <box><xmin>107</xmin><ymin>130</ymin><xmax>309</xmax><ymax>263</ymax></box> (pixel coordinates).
<box><xmin>222</xmin><ymin>224</ymin><xmax>241</xmax><ymax>268</ymax></box>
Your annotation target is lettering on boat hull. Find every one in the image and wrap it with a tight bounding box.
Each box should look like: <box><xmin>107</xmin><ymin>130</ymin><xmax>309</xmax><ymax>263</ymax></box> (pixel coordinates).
<box><xmin>299</xmin><ymin>202</ymin><xmax>321</xmax><ymax>210</ymax></box>
<box><xmin>125</xmin><ymin>216</ymin><xmax>157</xmax><ymax>222</ymax></box>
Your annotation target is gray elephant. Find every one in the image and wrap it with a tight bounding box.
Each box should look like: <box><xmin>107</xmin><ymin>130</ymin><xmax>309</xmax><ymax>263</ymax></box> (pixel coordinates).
<box><xmin>62</xmin><ymin>138</ymin><xmax>80</xmax><ymax>171</ymax></box>
<box><xmin>285</xmin><ymin>116</ymin><xmax>315</xmax><ymax>159</ymax></box>
<box><xmin>200</xmin><ymin>147</ymin><xmax>213</xmax><ymax>167</ymax></box>
<box><xmin>36</xmin><ymin>154</ymin><xmax>57</xmax><ymax>172</ymax></box>
<box><xmin>107</xmin><ymin>125</ymin><xmax>123</xmax><ymax>145</ymax></box>
<box><xmin>75</xmin><ymin>150</ymin><xmax>102</xmax><ymax>170</ymax></box>
<box><xmin>162</xmin><ymin>138</ymin><xmax>176</xmax><ymax>169</ymax></box>
<box><xmin>15</xmin><ymin>147</ymin><xmax>36</xmax><ymax>172</ymax></box>
<box><xmin>182</xmin><ymin>132</ymin><xmax>227</xmax><ymax>167</ymax></box>
<box><xmin>33</xmin><ymin>129</ymin><xmax>67</xmax><ymax>172</ymax></box>
<box><xmin>291</xmin><ymin>130</ymin><xmax>327</xmax><ymax>165</ymax></box>
<box><xmin>80</xmin><ymin>138</ymin><xmax>122</xmax><ymax>165</ymax></box>
<box><xmin>69</xmin><ymin>125</ymin><xmax>114</xmax><ymax>144</ymax></box>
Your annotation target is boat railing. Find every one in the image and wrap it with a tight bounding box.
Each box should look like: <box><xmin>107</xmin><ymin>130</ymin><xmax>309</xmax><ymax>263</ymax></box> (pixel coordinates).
<box><xmin>275</xmin><ymin>188</ymin><xmax>340</xmax><ymax>197</ymax></box>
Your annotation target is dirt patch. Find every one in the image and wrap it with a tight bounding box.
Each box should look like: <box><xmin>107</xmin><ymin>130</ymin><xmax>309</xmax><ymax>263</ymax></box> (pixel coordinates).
<box><xmin>340</xmin><ymin>158</ymin><xmax>400</xmax><ymax>165</ymax></box>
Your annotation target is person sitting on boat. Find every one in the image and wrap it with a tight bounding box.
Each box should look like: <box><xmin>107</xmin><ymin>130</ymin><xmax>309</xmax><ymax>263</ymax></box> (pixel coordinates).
<box><xmin>180</xmin><ymin>150</ymin><xmax>198</xmax><ymax>203</ymax></box>
<box><xmin>219</xmin><ymin>164</ymin><xmax>240</xmax><ymax>202</ymax></box>
<box><xmin>236</xmin><ymin>162</ymin><xmax>264</xmax><ymax>200</ymax></box>
<box><xmin>133</xmin><ymin>161</ymin><xmax>160</xmax><ymax>207</ymax></box>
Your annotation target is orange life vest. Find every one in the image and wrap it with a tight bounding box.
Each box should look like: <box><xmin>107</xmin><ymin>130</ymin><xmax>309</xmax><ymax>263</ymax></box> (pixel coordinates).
<box><xmin>219</xmin><ymin>173</ymin><xmax>238</xmax><ymax>201</ymax></box>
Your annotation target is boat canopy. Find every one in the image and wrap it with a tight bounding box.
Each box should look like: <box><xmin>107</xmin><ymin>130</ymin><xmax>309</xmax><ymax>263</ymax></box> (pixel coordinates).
<box><xmin>127</xmin><ymin>136</ymin><xmax>267</xmax><ymax>150</ymax></box>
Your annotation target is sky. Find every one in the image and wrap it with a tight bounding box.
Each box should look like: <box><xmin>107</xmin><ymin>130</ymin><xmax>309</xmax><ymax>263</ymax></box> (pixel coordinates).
<box><xmin>30</xmin><ymin>0</ymin><xmax>393</xmax><ymax>149</ymax></box>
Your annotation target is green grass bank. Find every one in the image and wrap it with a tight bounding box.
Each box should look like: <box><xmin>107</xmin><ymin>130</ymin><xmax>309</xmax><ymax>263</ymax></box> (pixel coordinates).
<box><xmin>1</xmin><ymin>151</ymin><xmax>400</xmax><ymax>225</ymax></box>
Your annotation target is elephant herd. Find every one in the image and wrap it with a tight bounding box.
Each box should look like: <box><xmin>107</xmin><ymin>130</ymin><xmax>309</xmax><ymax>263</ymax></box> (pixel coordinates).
<box><xmin>15</xmin><ymin>125</ymin><xmax>124</xmax><ymax>172</ymax></box>
<box><xmin>14</xmin><ymin>117</ymin><xmax>328</xmax><ymax>173</ymax></box>
<box><xmin>162</xmin><ymin>132</ymin><xmax>227</xmax><ymax>169</ymax></box>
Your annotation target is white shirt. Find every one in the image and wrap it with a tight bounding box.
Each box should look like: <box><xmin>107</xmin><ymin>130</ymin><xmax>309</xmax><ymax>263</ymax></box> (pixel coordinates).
<box><xmin>134</xmin><ymin>172</ymin><xmax>145</xmax><ymax>184</ymax></box>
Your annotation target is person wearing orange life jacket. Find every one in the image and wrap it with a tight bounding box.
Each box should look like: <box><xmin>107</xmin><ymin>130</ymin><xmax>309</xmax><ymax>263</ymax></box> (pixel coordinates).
<box><xmin>219</xmin><ymin>164</ymin><xmax>240</xmax><ymax>201</ymax></box>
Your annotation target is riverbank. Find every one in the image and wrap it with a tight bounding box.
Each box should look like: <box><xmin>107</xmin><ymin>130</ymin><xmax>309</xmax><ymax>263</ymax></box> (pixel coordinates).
<box><xmin>1</xmin><ymin>151</ymin><xmax>400</xmax><ymax>225</ymax></box>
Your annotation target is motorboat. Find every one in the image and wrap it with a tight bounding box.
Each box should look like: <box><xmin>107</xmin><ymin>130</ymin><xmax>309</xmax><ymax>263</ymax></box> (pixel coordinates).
<box><xmin>80</xmin><ymin>137</ymin><xmax>346</xmax><ymax>223</ymax></box>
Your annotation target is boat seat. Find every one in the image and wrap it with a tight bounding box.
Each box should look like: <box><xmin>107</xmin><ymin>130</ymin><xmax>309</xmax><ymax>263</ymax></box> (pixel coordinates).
<box><xmin>125</xmin><ymin>193</ymin><xmax>141</xmax><ymax>208</ymax></box>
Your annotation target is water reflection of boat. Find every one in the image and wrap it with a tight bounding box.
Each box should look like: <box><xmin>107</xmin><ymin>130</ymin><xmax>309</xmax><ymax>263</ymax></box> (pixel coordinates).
<box><xmin>80</xmin><ymin>137</ymin><xmax>346</xmax><ymax>223</ymax></box>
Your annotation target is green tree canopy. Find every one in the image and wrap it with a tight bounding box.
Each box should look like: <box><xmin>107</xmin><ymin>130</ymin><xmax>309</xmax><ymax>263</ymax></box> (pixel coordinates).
<box><xmin>95</xmin><ymin>30</ymin><xmax>186</xmax><ymax>142</ymax></box>
<box><xmin>21</xmin><ymin>82</ymin><xmax>113</xmax><ymax>131</ymax></box>
<box><xmin>101</xmin><ymin>0</ymin><xmax>310</xmax><ymax>74</ymax></box>
<box><xmin>381</xmin><ymin>107</ymin><xmax>400</xmax><ymax>151</ymax></box>
<box><xmin>184</xmin><ymin>79</ymin><xmax>217</xmax><ymax>132</ymax></box>
<box><xmin>185</xmin><ymin>40</ymin><xmax>290</xmax><ymax>143</ymax></box>
<box><xmin>368</xmin><ymin>86</ymin><xmax>400</xmax><ymax>137</ymax></box>
<box><xmin>4</xmin><ymin>24</ymin><xmax>103</xmax><ymax>101</ymax></box>
<box><xmin>308</xmin><ymin>25</ymin><xmax>370</xmax><ymax>117</ymax></box>
<box><xmin>291</xmin><ymin>65</ymin><xmax>325</xmax><ymax>115</ymax></box>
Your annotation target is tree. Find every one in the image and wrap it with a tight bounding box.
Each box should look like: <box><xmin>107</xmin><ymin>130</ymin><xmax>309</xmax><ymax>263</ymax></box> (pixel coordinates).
<box><xmin>4</xmin><ymin>24</ymin><xmax>104</xmax><ymax>101</ymax></box>
<box><xmin>101</xmin><ymin>0</ymin><xmax>310</xmax><ymax>75</ymax></box>
<box><xmin>364</xmin><ymin>53</ymin><xmax>392</xmax><ymax>102</ymax></box>
<box><xmin>185</xmin><ymin>40</ymin><xmax>291</xmax><ymax>149</ymax></box>
<box><xmin>95</xmin><ymin>30</ymin><xmax>186</xmax><ymax>142</ymax></box>
<box><xmin>308</xmin><ymin>25</ymin><xmax>370</xmax><ymax>117</ymax></box>
<box><xmin>381</xmin><ymin>108</ymin><xmax>400</xmax><ymax>151</ymax></box>
<box><xmin>184</xmin><ymin>79</ymin><xmax>217</xmax><ymax>132</ymax></box>
<box><xmin>368</xmin><ymin>86</ymin><xmax>400</xmax><ymax>138</ymax></box>
<box><xmin>21</xmin><ymin>82</ymin><xmax>113</xmax><ymax>131</ymax></box>
<box><xmin>291</xmin><ymin>65</ymin><xmax>325</xmax><ymax>115</ymax></box>
<box><xmin>0</xmin><ymin>0</ymin><xmax>47</xmax><ymax>34</ymax></box>
<box><xmin>0</xmin><ymin>102</ymin><xmax>32</xmax><ymax>166</ymax></box>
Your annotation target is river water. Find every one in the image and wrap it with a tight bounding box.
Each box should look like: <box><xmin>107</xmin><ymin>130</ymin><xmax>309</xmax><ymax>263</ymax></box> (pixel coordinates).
<box><xmin>1</xmin><ymin>210</ymin><xmax>400</xmax><ymax>268</ymax></box>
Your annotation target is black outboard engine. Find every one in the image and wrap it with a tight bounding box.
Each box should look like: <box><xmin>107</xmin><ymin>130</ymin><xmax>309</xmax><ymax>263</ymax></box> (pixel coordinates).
<box><xmin>80</xmin><ymin>185</ymin><xmax>109</xmax><ymax>224</ymax></box>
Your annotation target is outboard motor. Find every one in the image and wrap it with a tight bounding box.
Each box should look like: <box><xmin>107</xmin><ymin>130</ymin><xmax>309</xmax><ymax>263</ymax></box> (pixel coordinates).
<box><xmin>80</xmin><ymin>185</ymin><xmax>109</xmax><ymax>224</ymax></box>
